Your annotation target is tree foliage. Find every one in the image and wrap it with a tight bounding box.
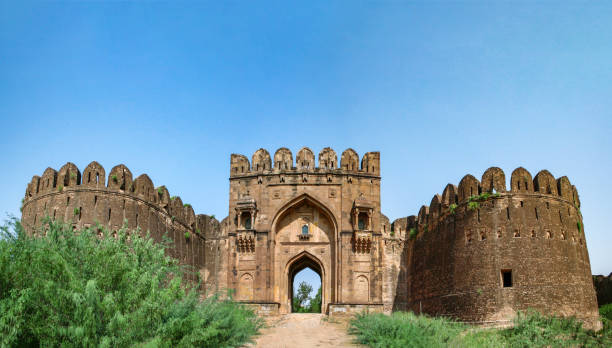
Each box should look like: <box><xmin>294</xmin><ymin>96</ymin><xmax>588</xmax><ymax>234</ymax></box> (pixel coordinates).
<box><xmin>0</xmin><ymin>217</ymin><xmax>261</xmax><ymax>347</ymax></box>
<box><xmin>292</xmin><ymin>281</ymin><xmax>321</xmax><ymax>313</ymax></box>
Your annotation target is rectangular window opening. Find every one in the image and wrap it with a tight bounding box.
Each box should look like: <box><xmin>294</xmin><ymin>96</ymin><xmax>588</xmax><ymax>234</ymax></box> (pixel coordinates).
<box><xmin>501</xmin><ymin>269</ymin><xmax>513</xmax><ymax>288</ymax></box>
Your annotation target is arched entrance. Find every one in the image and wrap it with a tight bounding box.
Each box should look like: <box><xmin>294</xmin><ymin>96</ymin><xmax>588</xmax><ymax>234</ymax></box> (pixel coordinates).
<box><xmin>271</xmin><ymin>194</ymin><xmax>337</xmax><ymax>314</ymax></box>
<box><xmin>288</xmin><ymin>252</ymin><xmax>324</xmax><ymax>313</ymax></box>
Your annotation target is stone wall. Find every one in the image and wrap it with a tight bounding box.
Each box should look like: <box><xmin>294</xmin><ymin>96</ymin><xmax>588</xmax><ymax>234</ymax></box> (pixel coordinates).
<box><xmin>227</xmin><ymin>147</ymin><xmax>383</xmax><ymax>314</ymax></box>
<box><xmin>389</xmin><ymin>167</ymin><xmax>600</xmax><ymax>328</ymax></box>
<box><xmin>21</xmin><ymin>161</ymin><xmax>225</xmax><ymax>288</ymax></box>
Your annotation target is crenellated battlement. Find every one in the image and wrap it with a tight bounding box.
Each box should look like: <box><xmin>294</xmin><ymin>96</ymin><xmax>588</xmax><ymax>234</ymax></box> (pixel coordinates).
<box><xmin>22</xmin><ymin>162</ymin><xmax>213</xmax><ymax>237</ymax></box>
<box><xmin>384</xmin><ymin>166</ymin><xmax>598</xmax><ymax>328</ymax></box>
<box><xmin>19</xmin><ymin>155</ymin><xmax>599</xmax><ymax>326</ymax></box>
<box><xmin>230</xmin><ymin>147</ymin><xmax>381</xmax><ymax>178</ymax></box>
<box><xmin>390</xmin><ymin>166</ymin><xmax>582</xmax><ymax>239</ymax></box>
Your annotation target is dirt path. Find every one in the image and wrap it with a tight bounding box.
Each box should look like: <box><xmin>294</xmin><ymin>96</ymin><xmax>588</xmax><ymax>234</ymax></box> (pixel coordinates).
<box><xmin>247</xmin><ymin>313</ymin><xmax>364</xmax><ymax>348</ymax></box>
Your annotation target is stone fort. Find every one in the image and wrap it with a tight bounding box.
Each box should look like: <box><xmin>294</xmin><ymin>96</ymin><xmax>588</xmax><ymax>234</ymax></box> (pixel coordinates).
<box><xmin>20</xmin><ymin>147</ymin><xmax>600</xmax><ymax>327</ymax></box>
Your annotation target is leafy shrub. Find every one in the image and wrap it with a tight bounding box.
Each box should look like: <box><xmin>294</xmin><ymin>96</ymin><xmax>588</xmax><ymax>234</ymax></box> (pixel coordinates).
<box><xmin>111</xmin><ymin>174</ymin><xmax>118</xmax><ymax>183</ymax></box>
<box><xmin>157</xmin><ymin>187</ymin><xmax>164</xmax><ymax>196</ymax></box>
<box><xmin>350</xmin><ymin>312</ymin><xmax>464</xmax><ymax>348</ymax></box>
<box><xmin>601</xmin><ymin>303</ymin><xmax>612</xmax><ymax>321</ymax></box>
<box><xmin>449</xmin><ymin>203</ymin><xmax>457</xmax><ymax>215</ymax></box>
<box><xmin>184</xmin><ymin>203</ymin><xmax>191</xmax><ymax>208</ymax></box>
<box><xmin>0</xmin><ymin>217</ymin><xmax>260</xmax><ymax>347</ymax></box>
<box><xmin>73</xmin><ymin>207</ymin><xmax>80</xmax><ymax>216</ymax></box>
<box><xmin>184</xmin><ymin>231</ymin><xmax>190</xmax><ymax>240</ymax></box>
<box><xmin>467</xmin><ymin>201</ymin><xmax>480</xmax><ymax>211</ymax></box>
<box><xmin>350</xmin><ymin>310</ymin><xmax>611</xmax><ymax>348</ymax></box>
<box><xmin>58</xmin><ymin>184</ymin><xmax>64</xmax><ymax>192</ymax></box>
<box><xmin>408</xmin><ymin>228</ymin><xmax>417</xmax><ymax>240</ymax></box>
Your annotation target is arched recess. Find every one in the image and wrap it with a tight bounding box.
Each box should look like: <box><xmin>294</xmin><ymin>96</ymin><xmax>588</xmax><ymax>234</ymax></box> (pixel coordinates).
<box><xmin>270</xmin><ymin>193</ymin><xmax>338</xmax><ymax>314</ymax></box>
<box><xmin>237</xmin><ymin>273</ymin><xmax>254</xmax><ymax>301</ymax></box>
<box><xmin>285</xmin><ymin>251</ymin><xmax>325</xmax><ymax>313</ymax></box>
<box><xmin>270</xmin><ymin>193</ymin><xmax>339</xmax><ymax>238</ymax></box>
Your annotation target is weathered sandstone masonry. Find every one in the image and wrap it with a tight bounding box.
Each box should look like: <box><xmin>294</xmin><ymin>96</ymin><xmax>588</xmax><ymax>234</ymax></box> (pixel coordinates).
<box><xmin>20</xmin><ymin>150</ymin><xmax>600</xmax><ymax>328</ymax></box>
<box><xmin>21</xmin><ymin>161</ymin><xmax>225</xmax><ymax>290</ymax></box>
<box><xmin>383</xmin><ymin>167</ymin><xmax>600</xmax><ymax>328</ymax></box>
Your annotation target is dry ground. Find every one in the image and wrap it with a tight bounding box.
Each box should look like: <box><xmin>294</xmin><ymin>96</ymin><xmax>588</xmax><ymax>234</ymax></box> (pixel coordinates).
<box><xmin>246</xmin><ymin>313</ymin><xmax>364</xmax><ymax>348</ymax></box>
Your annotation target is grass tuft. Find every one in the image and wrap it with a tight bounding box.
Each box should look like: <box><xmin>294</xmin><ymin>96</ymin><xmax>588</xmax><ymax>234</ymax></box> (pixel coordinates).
<box><xmin>350</xmin><ymin>309</ymin><xmax>612</xmax><ymax>348</ymax></box>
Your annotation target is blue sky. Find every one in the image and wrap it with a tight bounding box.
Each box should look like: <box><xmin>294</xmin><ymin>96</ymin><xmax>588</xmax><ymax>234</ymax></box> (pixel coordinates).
<box><xmin>1</xmin><ymin>2</ymin><xmax>611</xmax><ymax>294</ymax></box>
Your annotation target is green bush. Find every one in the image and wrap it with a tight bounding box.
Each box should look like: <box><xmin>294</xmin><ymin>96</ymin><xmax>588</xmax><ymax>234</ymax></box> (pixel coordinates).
<box><xmin>408</xmin><ymin>228</ymin><xmax>417</xmax><ymax>240</ymax></box>
<box><xmin>449</xmin><ymin>203</ymin><xmax>457</xmax><ymax>215</ymax></box>
<box><xmin>467</xmin><ymin>201</ymin><xmax>480</xmax><ymax>211</ymax></box>
<box><xmin>349</xmin><ymin>312</ymin><xmax>464</xmax><ymax>348</ymax></box>
<box><xmin>350</xmin><ymin>310</ymin><xmax>611</xmax><ymax>348</ymax></box>
<box><xmin>0</xmin><ymin>217</ymin><xmax>261</xmax><ymax>347</ymax></box>
<box><xmin>601</xmin><ymin>303</ymin><xmax>612</xmax><ymax>321</ymax></box>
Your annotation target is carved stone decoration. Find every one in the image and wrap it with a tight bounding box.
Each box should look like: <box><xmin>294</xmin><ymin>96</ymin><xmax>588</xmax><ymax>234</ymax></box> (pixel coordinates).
<box><xmin>237</xmin><ymin>231</ymin><xmax>255</xmax><ymax>253</ymax></box>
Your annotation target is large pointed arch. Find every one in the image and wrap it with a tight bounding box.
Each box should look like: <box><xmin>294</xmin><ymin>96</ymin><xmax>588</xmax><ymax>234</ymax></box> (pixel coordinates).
<box><xmin>270</xmin><ymin>193</ymin><xmax>339</xmax><ymax>240</ymax></box>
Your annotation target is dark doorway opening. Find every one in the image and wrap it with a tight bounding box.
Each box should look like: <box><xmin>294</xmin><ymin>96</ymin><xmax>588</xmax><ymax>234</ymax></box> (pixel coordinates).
<box><xmin>501</xmin><ymin>269</ymin><xmax>513</xmax><ymax>288</ymax></box>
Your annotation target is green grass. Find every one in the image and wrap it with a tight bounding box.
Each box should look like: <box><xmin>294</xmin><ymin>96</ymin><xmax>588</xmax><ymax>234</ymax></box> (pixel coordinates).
<box><xmin>350</xmin><ymin>310</ymin><xmax>611</xmax><ymax>348</ymax></box>
<box><xmin>0</xmin><ymin>217</ymin><xmax>261</xmax><ymax>347</ymax></box>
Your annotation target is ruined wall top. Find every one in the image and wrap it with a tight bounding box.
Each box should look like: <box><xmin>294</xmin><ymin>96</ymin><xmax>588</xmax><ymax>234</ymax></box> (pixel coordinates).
<box><xmin>389</xmin><ymin>166</ymin><xmax>582</xmax><ymax>233</ymax></box>
<box><xmin>23</xmin><ymin>161</ymin><xmax>212</xmax><ymax>233</ymax></box>
<box><xmin>230</xmin><ymin>147</ymin><xmax>380</xmax><ymax>177</ymax></box>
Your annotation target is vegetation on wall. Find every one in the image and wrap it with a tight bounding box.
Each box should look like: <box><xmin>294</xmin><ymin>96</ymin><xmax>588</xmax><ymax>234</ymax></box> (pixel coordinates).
<box><xmin>0</xmin><ymin>218</ymin><xmax>261</xmax><ymax>347</ymax></box>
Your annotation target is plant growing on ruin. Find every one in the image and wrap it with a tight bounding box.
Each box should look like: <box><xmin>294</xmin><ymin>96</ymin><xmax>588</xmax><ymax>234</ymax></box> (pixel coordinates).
<box><xmin>57</xmin><ymin>185</ymin><xmax>63</xmax><ymax>192</ymax></box>
<box><xmin>468</xmin><ymin>201</ymin><xmax>480</xmax><ymax>211</ymax></box>
<box><xmin>157</xmin><ymin>187</ymin><xmax>164</xmax><ymax>196</ymax></box>
<box><xmin>423</xmin><ymin>224</ymin><xmax>429</xmax><ymax>234</ymax></box>
<box><xmin>70</xmin><ymin>172</ymin><xmax>76</xmax><ymax>179</ymax></box>
<box><xmin>170</xmin><ymin>196</ymin><xmax>177</xmax><ymax>201</ymax></box>
<box><xmin>210</xmin><ymin>214</ymin><xmax>215</xmax><ymax>219</ymax></box>
<box><xmin>409</xmin><ymin>228</ymin><xmax>417</xmax><ymax>240</ymax></box>
<box><xmin>196</xmin><ymin>228</ymin><xmax>201</xmax><ymax>235</ymax></box>
<box><xmin>111</xmin><ymin>174</ymin><xmax>118</xmax><ymax>183</ymax></box>
<box><xmin>449</xmin><ymin>203</ymin><xmax>458</xmax><ymax>215</ymax></box>
<box><xmin>184</xmin><ymin>203</ymin><xmax>191</xmax><ymax>208</ymax></box>
<box><xmin>577</xmin><ymin>221</ymin><xmax>582</xmax><ymax>233</ymax></box>
<box><xmin>171</xmin><ymin>216</ymin><xmax>176</xmax><ymax>222</ymax></box>
<box><xmin>73</xmin><ymin>207</ymin><xmax>79</xmax><ymax>216</ymax></box>
<box><xmin>185</xmin><ymin>231</ymin><xmax>190</xmax><ymax>240</ymax></box>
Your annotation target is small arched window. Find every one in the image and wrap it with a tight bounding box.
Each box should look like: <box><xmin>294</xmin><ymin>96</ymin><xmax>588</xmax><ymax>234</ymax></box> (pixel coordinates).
<box><xmin>302</xmin><ymin>224</ymin><xmax>309</xmax><ymax>235</ymax></box>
